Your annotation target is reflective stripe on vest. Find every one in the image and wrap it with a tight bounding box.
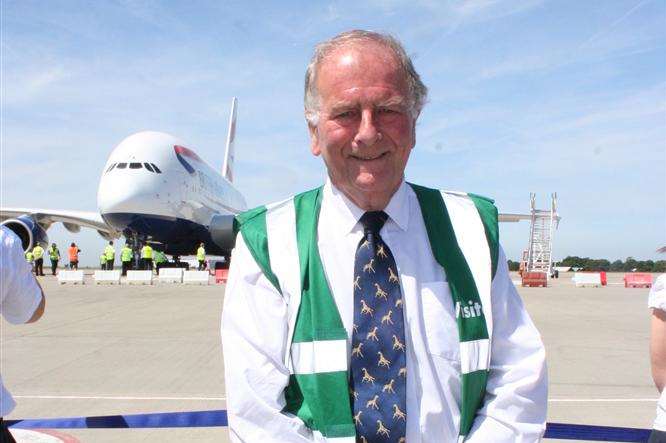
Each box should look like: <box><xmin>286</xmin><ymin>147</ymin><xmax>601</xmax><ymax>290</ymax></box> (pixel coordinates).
<box><xmin>236</xmin><ymin>185</ymin><xmax>499</xmax><ymax>440</ymax></box>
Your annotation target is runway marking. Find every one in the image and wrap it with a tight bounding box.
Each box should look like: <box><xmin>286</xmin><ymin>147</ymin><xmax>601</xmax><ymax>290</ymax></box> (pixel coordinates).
<box><xmin>14</xmin><ymin>395</ymin><xmax>227</xmax><ymax>401</ymax></box>
<box><xmin>549</xmin><ymin>398</ymin><xmax>656</xmax><ymax>402</ymax></box>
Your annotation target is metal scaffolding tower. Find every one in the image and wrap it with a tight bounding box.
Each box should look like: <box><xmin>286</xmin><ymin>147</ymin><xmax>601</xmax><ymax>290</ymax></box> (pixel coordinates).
<box><xmin>525</xmin><ymin>193</ymin><xmax>560</xmax><ymax>278</ymax></box>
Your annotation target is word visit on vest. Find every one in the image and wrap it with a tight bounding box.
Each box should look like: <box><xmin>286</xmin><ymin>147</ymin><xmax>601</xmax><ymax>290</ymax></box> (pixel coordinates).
<box><xmin>234</xmin><ymin>183</ymin><xmax>499</xmax><ymax>442</ymax></box>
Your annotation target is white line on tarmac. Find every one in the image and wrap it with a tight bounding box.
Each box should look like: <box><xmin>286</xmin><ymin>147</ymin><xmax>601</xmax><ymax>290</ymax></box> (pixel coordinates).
<box><xmin>549</xmin><ymin>398</ymin><xmax>656</xmax><ymax>402</ymax></box>
<box><xmin>14</xmin><ymin>395</ymin><xmax>227</xmax><ymax>401</ymax></box>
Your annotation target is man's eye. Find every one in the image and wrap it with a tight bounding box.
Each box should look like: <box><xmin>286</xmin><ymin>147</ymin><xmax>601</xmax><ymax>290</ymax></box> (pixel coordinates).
<box><xmin>378</xmin><ymin>108</ymin><xmax>398</xmax><ymax>115</ymax></box>
<box><xmin>335</xmin><ymin>111</ymin><xmax>355</xmax><ymax>119</ymax></box>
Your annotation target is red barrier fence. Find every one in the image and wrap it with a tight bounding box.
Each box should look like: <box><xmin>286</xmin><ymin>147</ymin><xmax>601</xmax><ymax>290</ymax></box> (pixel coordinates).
<box><xmin>623</xmin><ymin>273</ymin><xmax>652</xmax><ymax>288</ymax></box>
<box><xmin>522</xmin><ymin>272</ymin><xmax>547</xmax><ymax>287</ymax></box>
<box><xmin>215</xmin><ymin>269</ymin><xmax>229</xmax><ymax>284</ymax></box>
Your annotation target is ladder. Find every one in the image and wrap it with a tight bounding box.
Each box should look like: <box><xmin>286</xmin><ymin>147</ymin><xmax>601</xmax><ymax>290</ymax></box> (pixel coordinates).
<box><xmin>525</xmin><ymin>193</ymin><xmax>559</xmax><ymax>278</ymax></box>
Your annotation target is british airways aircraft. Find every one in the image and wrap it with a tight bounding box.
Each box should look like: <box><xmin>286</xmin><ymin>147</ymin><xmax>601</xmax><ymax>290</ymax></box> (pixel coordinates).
<box><xmin>1</xmin><ymin>98</ymin><xmax>243</xmax><ymax>262</ymax></box>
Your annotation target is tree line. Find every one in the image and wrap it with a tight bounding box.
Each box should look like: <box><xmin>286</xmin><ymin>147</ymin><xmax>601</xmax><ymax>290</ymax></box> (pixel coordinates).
<box><xmin>507</xmin><ymin>256</ymin><xmax>666</xmax><ymax>272</ymax></box>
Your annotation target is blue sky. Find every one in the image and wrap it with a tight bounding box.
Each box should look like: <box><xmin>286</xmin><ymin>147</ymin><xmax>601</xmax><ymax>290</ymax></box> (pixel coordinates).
<box><xmin>2</xmin><ymin>0</ymin><xmax>665</xmax><ymax>265</ymax></box>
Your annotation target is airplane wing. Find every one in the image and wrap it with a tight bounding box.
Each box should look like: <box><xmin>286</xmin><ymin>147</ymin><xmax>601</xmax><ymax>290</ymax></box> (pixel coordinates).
<box><xmin>0</xmin><ymin>207</ymin><xmax>119</xmax><ymax>238</ymax></box>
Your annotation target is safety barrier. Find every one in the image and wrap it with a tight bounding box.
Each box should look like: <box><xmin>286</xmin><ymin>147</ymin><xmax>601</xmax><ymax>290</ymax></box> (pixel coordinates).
<box><xmin>572</xmin><ymin>272</ymin><xmax>602</xmax><ymax>287</ymax></box>
<box><xmin>522</xmin><ymin>272</ymin><xmax>547</xmax><ymax>287</ymax></box>
<box><xmin>158</xmin><ymin>267</ymin><xmax>184</xmax><ymax>284</ymax></box>
<box><xmin>183</xmin><ymin>270</ymin><xmax>210</xmax><ymax>285</ymax></box>
<box><xmin>57</xmin><ymin>271</ymin><xmax>85</xmax><ymax>285</ymax></box>
<box><xmin>93</xmin><ymin>270</ymin><xmax>121</xmax><ymax>285</ymax></box>
<box><xmin>5</xmin><ymin>411</ymin><xmax>653</xmax><ymax>441</ymax></box>
<box><xmin>215</xmin><ymin>269</ymin><xmax>229</xmax><ymax>284</ymax></box>
<box><xmin>125</xmin><ymin>270</ymin><xmax>153</xmax><ymax>285</ymax></box>
<box><xmin>624</xmin><ymin>273</ymin><xmax>653</xmax><ymax>288</ymax></box>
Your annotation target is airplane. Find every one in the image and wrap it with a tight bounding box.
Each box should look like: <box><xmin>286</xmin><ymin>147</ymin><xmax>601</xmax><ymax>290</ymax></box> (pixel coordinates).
<box><xmin>1</xmin><ymin>98</ymin><xmax>244</xmax><ymax>264</ymax></box>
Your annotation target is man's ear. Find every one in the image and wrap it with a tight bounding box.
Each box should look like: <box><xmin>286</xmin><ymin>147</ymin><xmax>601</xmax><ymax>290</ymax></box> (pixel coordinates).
<box><xmin>309</xmin><ymin>124</ymin><xmax>321</xmax><ymax>156</ymax></box>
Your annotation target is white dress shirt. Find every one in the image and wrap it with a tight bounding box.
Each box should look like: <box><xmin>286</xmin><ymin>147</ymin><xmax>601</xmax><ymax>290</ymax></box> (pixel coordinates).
<box><xmin>221</xmin><ymin>180</ymin><xmax>548</xmax><ymax>442</ymax></box>
<box><xmin>1</xmin><ymin>227</ymin><xmax>44</xmax><ymax>416</ymax></box>
<box><xmin>649</xmin><ymin>274</ymin><xmax>666</xmax><ymax>432</ymax></box>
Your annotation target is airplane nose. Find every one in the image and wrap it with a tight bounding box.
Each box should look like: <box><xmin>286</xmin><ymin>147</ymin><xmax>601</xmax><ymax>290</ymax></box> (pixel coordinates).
<box><xmin>98</xmin><ymin>170</ymin><xmax>157</xmax><ymax>220</ymax></box>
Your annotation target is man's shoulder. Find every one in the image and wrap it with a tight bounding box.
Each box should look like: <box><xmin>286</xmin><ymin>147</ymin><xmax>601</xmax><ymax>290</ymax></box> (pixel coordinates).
<box><xmin>407</xmin><ymin>182</ymin><xmax>495</xmax><ymax>205</ymax></box>
<box><xmin>235</xmin><ymin>187</ymin><xmax>322</xmax><ymax>230</ymax></box>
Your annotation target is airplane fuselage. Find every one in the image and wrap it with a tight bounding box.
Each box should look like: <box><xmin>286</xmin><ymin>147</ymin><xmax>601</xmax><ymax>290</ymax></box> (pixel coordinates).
<box><xmin>98</xmin><ymin>131</ymin><xmax>246</xmax><ymax>256</ymax></box>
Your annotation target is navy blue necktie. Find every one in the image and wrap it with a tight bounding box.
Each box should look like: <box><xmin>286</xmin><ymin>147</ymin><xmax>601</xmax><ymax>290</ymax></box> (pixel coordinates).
<box><xmin>350</xmin><ymin>211</ymin><xmax>407</xmax><ymax>442</ymax></box>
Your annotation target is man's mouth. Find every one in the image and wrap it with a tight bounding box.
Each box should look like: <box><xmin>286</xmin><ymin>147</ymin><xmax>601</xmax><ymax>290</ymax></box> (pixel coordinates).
<box><xmin>350</xmin><ymin>152</ymin><xmax>388</xmax><ymax>161</ymax></box>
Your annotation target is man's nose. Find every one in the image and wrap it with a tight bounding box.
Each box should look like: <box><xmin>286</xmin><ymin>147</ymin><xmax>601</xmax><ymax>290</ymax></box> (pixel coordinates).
<box><xmin>353</xmin><ymin>109</ymin><xmax>382</xmax><ymax>147</ymax></box>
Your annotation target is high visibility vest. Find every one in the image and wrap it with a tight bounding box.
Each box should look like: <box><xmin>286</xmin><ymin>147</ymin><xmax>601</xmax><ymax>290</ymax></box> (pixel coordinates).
<box><xmin>121</xmin><ymin>247</ymin><xmax>133</xmax><ymax>262</ymax></box>
<box><xmin>104</xmin><ymin>245</ymin><xmax>115</xmax><ymax>260</ymax></box>
<box><xmin>26</xmin><ymin>251</ymin><xmax>34</xmax><ymax>262</ymax></box>
<box><xmin>68</xmin><ymin>246</ymin><xmax>79</xmax><ymax>261</ymax></box>
<box><xmin>49</xmin><ymin>246</ymin><xmax>59</xmax><ymax>260</ymax></box>
<box><xmin>100</xmin><ymin>254</ymin><xmax>107</xmax><ymax>265</ymax></box>
<box><xmin>155</xmin><ymin>251</ymin><xmax>167</xmax><ymax>264</ymax></box>
<box><xmin>141</xmin><ymin>245</ymin><xmax>153</xmax><ymax>259</ymax></box>
<box><xmin>32</xmin><ymin>245</ymin><xmax>44</xmax><ymax>259</ymax></box>
<box><xmin>236</xmin><ymin>185</ymin><xmax>499</xmax><ymax>441</ymax></box>
<box><xmin>196</xmin><ymin>246</ymin><xmax>206</xmax><ymax>261</ymax></box>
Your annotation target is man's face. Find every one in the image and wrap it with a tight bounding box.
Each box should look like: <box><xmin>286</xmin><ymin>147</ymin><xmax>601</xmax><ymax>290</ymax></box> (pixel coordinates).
<box><xmin>309</xmin><ymin>43</ymin><xmax>416</xmax><ymax>209</ymax></box>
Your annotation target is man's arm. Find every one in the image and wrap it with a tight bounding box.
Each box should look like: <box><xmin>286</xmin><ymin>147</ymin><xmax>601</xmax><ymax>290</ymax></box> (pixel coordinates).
<box><xmin>27</xmin><ymin>280</ymin><xmax>45</xmax><ymax>323</ymax></box>
<box><xmin>221</xmin><ymin>235</ymin><xmax>315</xmax><ymax>442</ymax></box>
<box><xmin>466</xmin><ymin>247</ymin><xmax>548</xmax><ymax>442</ymax></box>
<box><xmin>2</xmin><ymin>230</ymin><xmax>45</xmax><ymax>325</ymax></box>
<box><xmin>651</xmin><ymin>308</ymin><xmax>666</xmax><ymax>392</ymax></box>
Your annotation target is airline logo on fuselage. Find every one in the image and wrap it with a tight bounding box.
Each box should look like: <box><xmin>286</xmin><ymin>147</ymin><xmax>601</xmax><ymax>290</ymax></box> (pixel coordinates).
<box><xmin>455</xmin><ymin>300</ymin><xmax>483</xmax><ymax>319</ymax></box>
<box><xmin>174</xmin><ymin>145</ymin><xmax>202</xmax><ymax>174</ymax></box>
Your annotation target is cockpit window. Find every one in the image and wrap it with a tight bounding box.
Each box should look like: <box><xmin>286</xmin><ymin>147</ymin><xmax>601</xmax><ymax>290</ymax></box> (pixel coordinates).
<box><xmin>129</xmin><ymin>163</ymin><xmax>142</xmax><ymax>169</ymax></box>
<box><xmin>151</xmin><ymin>163</ymin><xmax>162</xmax><ymax>173</ymax></box>
<box><xmin>144</xmin><ymin>163</ymin><xmax>155</xmax><ymax>172</ymax></box>
<box><xmin>116</xmin><ymin>163</ymin><xmax>127</xmax><ymax>169</ymax></box>
<box><xmin>106</xmin><ymin>163</ymin><xmax>116</xmax><ymax>172</ymax></box>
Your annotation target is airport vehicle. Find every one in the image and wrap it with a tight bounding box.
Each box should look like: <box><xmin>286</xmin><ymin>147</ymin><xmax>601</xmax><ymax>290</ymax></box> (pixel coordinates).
<box><xmin>0</xmin><ymin>99</ymin><xmax>243</xmax><ymax>263</ymax></box>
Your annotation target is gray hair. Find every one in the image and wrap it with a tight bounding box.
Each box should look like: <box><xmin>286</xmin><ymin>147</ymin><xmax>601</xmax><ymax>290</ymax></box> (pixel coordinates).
<box><xmin>304</xmin><ymin>30</ymin><xmax>428</xmax><ymax>126</ymax></box>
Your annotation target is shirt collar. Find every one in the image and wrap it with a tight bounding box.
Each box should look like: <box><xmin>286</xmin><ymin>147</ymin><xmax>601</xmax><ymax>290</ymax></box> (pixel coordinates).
<box><xmin>323</xmin><ymin>178</ymin><xmax>410</xmax><ymax>234</ymax></box>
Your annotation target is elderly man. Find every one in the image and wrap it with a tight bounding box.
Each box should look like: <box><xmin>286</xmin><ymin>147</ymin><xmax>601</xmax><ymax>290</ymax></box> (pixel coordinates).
<box><xmin>222</xmin><ymin>30</ymin><xmax>547</xmax><ymax>442</ymax></box>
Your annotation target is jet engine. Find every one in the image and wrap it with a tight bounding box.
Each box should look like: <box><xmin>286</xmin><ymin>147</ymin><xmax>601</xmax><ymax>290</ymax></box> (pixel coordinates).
<box><xmin>208</xmin><ymin>214</ymin><xmax>237</xmax><ymax>255</ymax></box>
<box><xmin>1</xmin><ymin>215</ymin><xmax>49</xmax><ymax>252</ymax></box>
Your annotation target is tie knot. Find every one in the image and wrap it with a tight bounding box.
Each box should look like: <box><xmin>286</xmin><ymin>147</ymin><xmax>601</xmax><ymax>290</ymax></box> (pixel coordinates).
<box><xmin>359</xmin><ymin>211</ymin><xmax>388</xmax><ymax>236</ymax></box>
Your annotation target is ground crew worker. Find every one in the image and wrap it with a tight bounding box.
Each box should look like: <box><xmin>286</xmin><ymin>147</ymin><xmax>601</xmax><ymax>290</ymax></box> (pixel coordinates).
<box><xmin>48</xmin><ymin>243</ymin><xmax>60</xmax><ymax>275</ymax></box>
<box><xmin>32</xmin><ymin>243</ymin><xmax>45</xmax><ymax>276</ymax></box>
<box><xmin>25</xmin><ymin>250</ymin><xmax>34</xmax><ymax>273</ymax></box>
<box><xmin>100</xmin><ymin>252</ymin><xmax>107</xmax><ymax>270</ymax></box>
<box><xmin>120</xmin><ymin>242</ymin><xmax>133</xmax><ymax>276</ymax></box>
<box><xmin>141</xmin><ymin>243</ymin><xmax>153</xmax><ymax>271</ymax></box>
<box><xmin>68</xmin><ymin>243</ymin><xmax>81</xmax><ymax>270</ymax></box>
<box><xmin>104</xmin><ymin>240</ymin><xmax>116</xmax><ymax>271</ymax></box>
<box><xmin>197</xmin><ymin>242</ymin><xmax>206</xmax><ymax>271</ymax></box>
<box><xmin>154</xmin><ymin>250</ymin><xmax>167</xmax><ymax>272</ymax></box>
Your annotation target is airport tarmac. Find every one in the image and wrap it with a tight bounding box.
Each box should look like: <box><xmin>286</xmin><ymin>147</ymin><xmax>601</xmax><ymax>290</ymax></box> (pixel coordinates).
<box><xmin>1</xmin><ymin>271</ymin><xmax>659</xmax><ymax>442</ymax></box>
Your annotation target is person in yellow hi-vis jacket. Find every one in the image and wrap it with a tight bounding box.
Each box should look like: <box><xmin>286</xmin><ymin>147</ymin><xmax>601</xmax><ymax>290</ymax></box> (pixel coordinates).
<box><xmin>32</xmin><ymin>244</ymin><xmax>45</xmax><ymax>276</ymax></box>
<box><xmin>141</xmin><ymin>243</ymin><xmax>153</xmax><ymax>271</ymax></box>
<box><xmin>25</xmin><ymin>250</ymin><xmax>34</xmax><ymax>273</ymax></box>
<box><xmin>197</xmin><ymin>243</ymin><xmax>206</xmax><ymax>271</ymax></box>
<box><xmin>120</xmin><ymin>242</ymin><xmax>133</xmax><ymax>276</ymax></box>
<box><xmin>104</xmin><ymin>241</ymin><xmax>116</xmax><ymax>270</ymax></box>
<box><xmin>48</xmin><ymin>243</ymin><xmax>60</xmax><ymax>275</ymax></box>
<box><xmin>100</xmin><ymin>252</ymin><xmax>107</xmax><ymax>270</ymax></box>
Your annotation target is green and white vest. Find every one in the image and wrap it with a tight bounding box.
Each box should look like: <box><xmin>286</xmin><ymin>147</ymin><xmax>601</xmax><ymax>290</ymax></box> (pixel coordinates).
<box><xmin>234</xmin><ymin>183</ymin><xmax>499</xmax><ymax>442</ymax></box>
